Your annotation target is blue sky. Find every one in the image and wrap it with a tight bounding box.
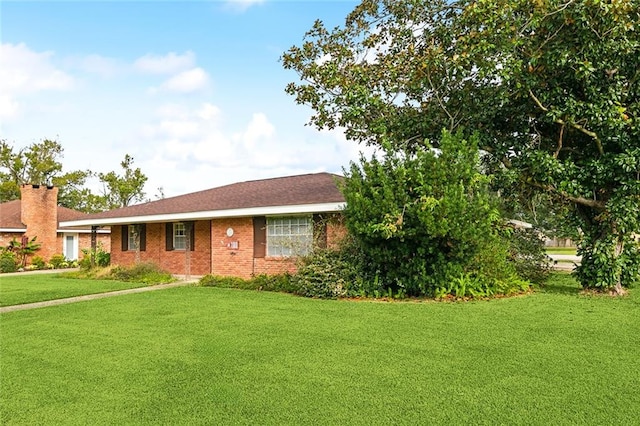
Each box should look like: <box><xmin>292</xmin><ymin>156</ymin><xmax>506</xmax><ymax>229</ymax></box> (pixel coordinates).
<box><xmin>1</xmin><ymin>0</ymin><xmax>367</xmax><ymax>198</ymax></box>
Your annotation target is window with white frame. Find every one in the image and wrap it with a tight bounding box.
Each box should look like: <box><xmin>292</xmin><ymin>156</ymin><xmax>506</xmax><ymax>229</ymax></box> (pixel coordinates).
<box><xmin>267</xmin><ymin>216</ymin><xmax>312</xmax><ymax>257</ymax></box>
<box><xmin>173</xmin><ymin>223</ymin><xmax>187</xmax><ymax>250</ymax></box>
<box><xmin>128</xmin><ymin>225</ymin><xmax>139</xmax><ymax>250</ymax></box>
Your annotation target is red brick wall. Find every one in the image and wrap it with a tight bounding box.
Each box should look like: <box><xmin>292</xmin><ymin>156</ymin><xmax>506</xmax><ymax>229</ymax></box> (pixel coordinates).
<box><xmin>0</xmin><ymin>232</ymin><xmax>18</xmax><ymax>247</ymax></box>
<box><xmin>1</xmin><ymin>231</ymin><xmax>110</xmax><ymax>264</ymax></box>
<box><xmin>108</xmin><ymin>215</ymin><xmax>347</xmax><ymax>279</ymax></box>
<box><xmin>20</xmin><ymin>185</ymin><xmax>58</xmax><ymax>261</ymax></box>
<box><xmin>211</xmin><ymin>216</ymin><xmax>345</xmax><ymax>279</ymax></box>
<box><xmin>76</xmin><ymin>233</ymin><xmax>111</xmax><ymax>258</ymax></box>
<box><xmin>252</xmin><ymin>256</ymin><xmax>298</xmax><ymax>277</ymax></box>
<box><xmin>211</xmin><ymin>217</ymin><xmax>255</xmax><ymax>279</ymax></box>
<box><xmin>111</xmin><ymin>221</ymin><xmax>211</xmax><ymax>276</ymax></box>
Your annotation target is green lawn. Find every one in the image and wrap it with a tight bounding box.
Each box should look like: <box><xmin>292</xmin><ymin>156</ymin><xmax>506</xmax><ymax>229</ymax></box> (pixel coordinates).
<box><xmin>0</xmin><ymin>274</ymin><xmax>156</xmax><ymax>306</ymax></box>
<box><xmin>546</xmin><ymin>247</ymin><xmax>578</xmax><ymax>255</ymax></box>
<box><xmin>1</xmin><ymin>274</ymin><xmax>639</xmax><ymax>425</ymax></box>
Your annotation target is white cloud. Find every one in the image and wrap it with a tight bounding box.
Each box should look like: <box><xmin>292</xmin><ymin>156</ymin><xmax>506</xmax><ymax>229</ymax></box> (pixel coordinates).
<box><xmin>140</xmin><ymin>104</ymin><xmax>281</xmax><ymax>171</ymax></box>
<box><xmin>159</xmin><ymin>120</ymin><xmax>201</xmax><ymax>140</ymax></box>
<box><xmin>0</xmin><ymin>43</ymin><xmax>74</xmax><ymax>120</ymax></box>
<box><xmin>123</xmin><ymin>102</ymin><xmax>369</xmax><ymax>197</ymax></box>
<box><xmin>0</xmin><ymin>43</ymin><xmax>74</xmax><ymax>95</ymax></box>
<box><xmin>320</xmin><ymin>126</ymin><xmax>379</xmax><ymax>162</ymax></box>
<box><xmin>239</xmin><ymin>113</ymin><xmax>275</xmax><ymax>147</ymax></box>
<box><xmin>157</xmin><ymin>67</ymin><xmax>210</xmax><ymax>93</ymax></box>
<box><xmin>197</xmin><ymin>103</ymin><xmax>221</xmax><ymax>121</ymax></box>
<box><xmin>133</xmin><ymin>51</ymin><xmax>195</xmax><ymax>74</ymax></box>
<box><xmin>155</xmin><ymin>103</ymin><xmax>192</xmax><ymax>119</ymax></box>
<box><xmin>0</xmin><ymin>95</ymin><xmax>20</xmax><ymax>119</ymax></box>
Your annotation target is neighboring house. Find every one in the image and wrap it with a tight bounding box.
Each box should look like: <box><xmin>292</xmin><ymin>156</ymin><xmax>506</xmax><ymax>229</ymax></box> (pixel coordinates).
<box><xmin>0</xmin><ymin>185</ymin><xmax>111</xmax><ymax>262</ymax></box>
<box><xmin>60</xmin><ymin>173</ymin><xmax>346</xmax><ymax>278</ymax></box>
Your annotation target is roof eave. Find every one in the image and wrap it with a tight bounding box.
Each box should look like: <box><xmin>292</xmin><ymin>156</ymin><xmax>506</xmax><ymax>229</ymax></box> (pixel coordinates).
<box><xmin>59</xmin><ymin>202</ymin><xmax>346</xmax><ymax>227</ymax></box>
<box><xmin>0</xmin><ymin>228</ymin><xmax>26</xmax><ymax>233</ymax></box>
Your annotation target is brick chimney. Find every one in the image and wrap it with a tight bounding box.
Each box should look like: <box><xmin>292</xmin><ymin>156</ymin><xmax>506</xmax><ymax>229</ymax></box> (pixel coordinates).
<box><xmin>20</xmin><ymin>184</ymin><xmax>59</xmax><ymax>261</ymax></box>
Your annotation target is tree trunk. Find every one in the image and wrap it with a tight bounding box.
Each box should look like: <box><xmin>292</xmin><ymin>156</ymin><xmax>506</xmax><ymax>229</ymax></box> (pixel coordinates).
<box><xmin>611</xmin><ymin>239</ymin><xmax>627</xmax><ymax>296</ymax></box>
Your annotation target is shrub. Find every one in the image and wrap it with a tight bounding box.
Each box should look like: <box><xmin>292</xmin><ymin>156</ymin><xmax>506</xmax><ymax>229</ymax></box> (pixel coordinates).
<box><xmin>199</xmin><ymin>275</ymin><xmax>250</xmax><ymax>289</ymax></box>
<box><xmin>110</xmin><ymin>262</ymin><xmax>174</xmax><ymax>284</ymax></box>
<box><xmin>342</xmin><ymin>130</ymin><xmax>523</xmax><ymax>297</ymax></box>
<box><xmin>434</xmin><ymin>272</ymin><xmax>530</xmax><ymax>300</ymax></box>
<box><xmin>78</xmin><ymin>243</ymin><xmax>111</xmax><ymax>270</ymax></box>
<box><xmin>293</xmin><ymin>249</ymin><xmax>357</xmax><ymax>299</ymax></box>
<box><xmin>30</xmin><ymin>256</ymin><xmax>46</xmax><ymax>270</ymax></box>
<box><xmin>199</xmin><ymin>273</ymin><xmax>297</xmax><ymax>293</ymax></box>
<box><xmin>49</xmin><ymin>254</ymin><xmax>68</xmax><ymax>269</ymax></box>
<box><xmin>251</xmin><ymin>274</ymin><xmax>298</xmax><ymax>293</ymax></box>
<box><xmin>0</xmin><ymin>251</ymin><xmax>17</xmax><ymax>273</ymax></box>
<box><xmin>5</xmin><ymin>236</ymin><xmax>41</xmax><ymax>268</ymax></box>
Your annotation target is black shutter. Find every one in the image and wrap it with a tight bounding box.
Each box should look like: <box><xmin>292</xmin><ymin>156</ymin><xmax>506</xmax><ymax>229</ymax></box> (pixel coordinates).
<box><xmin>183</xmin><ymin>221</ymin><xmax>195</xmax><ymax>251</ymax></box>
<box><xmin>166</xmin><ymin>223</ymin><xmax>174</xmax><ymax>251</ymax></box>
<box><xmin>189</xmin><ymin>222</ymin><xmax>195</xmax><ymax>251</ymax></box>
<box><xmin>253</xmin><ymin>216</ymin><xmax>266</xmax><ymax>258</ymax></box>
<box><xmin>313</xmin><ymin>214</ymin><xmax>327</xmax><ymax>249</ymax></box>
<box><xmin>139</xmin><ymin>224</ymin><xmax>147</xmax><ymax>252</ymax></box>
<box><xmin>121</xmin><ymin>226</ymin><xmax>128</xmax><ymax>251</ymax></box>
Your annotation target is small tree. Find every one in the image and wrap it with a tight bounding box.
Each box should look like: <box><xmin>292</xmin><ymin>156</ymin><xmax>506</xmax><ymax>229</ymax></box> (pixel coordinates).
<box><xmin>6</xmin><ymin>236</ymin><xmax>42</xmax><ymax>268</ymax></box>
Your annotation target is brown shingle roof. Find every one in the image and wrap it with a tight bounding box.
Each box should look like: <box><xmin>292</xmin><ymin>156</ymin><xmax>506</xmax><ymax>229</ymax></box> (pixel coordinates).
<box><xmin>0</xmin><ymin>200</ymin><xmax>22</xmax><ymax>229</ymax></box>
<box><xmin>62</xmin><ymin>173</ymin><xmax>345</xmax><ymax>225</ymax></box>
<box><xmin>0</xmin><ymin>199</ymin><xmax>90</xmax><ymax>230</ymax></box>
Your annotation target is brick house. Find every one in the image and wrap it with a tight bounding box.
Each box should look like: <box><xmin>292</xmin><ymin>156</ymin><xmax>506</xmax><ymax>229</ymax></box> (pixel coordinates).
<box><xmin>60</xmin><ymin>173</ymin><xmax>347</xmax><ymax>278</ymax></box>
<box><xmin>0</xmin><ymin>185</ymin><xmax>110</xmax><ymax>263</ymax></box>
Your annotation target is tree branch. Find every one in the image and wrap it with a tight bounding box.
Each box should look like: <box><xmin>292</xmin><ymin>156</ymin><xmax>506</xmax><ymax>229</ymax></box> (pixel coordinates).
<box><xmin>527</xmin><ymin>179</ymin><xmax>605</xmax><ymax>210</ymax></box>
<box><xmin>554</xmin><ymin>123</ymin><xmax>564</xmax><ymax>159</ymax></box>
<box><xmin>529</xmin><ymin>89</ymin><xmax>604</xmax><ymax>156</ymax></box>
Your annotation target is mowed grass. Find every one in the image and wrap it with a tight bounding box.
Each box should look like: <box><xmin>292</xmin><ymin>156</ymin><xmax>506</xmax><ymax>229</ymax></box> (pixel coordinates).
<box><xmin>0</xmin><ymin>274</ymin><xmax>156</xmax><ymax>306</ymax></box>
<box><xmin>1</xmin><ymin>274</ymin><xmax>639</xmax><ymax>425</ymax></box>
<box><xmin>546</xmin><ymin>247</ymin><xmax>578</xmax><ymax>256</ymax></box>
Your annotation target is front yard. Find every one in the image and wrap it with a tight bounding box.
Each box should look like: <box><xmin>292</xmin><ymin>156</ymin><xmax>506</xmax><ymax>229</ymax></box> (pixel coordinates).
<box><xmin>0</xmin><ymin>274</ymin><xmax>157</xmax><ymax>307</ymax></box>
<box><xmin>1</xmin><ymin>274</ymin><xmax>639</xmax><ymax>424</ymax></box>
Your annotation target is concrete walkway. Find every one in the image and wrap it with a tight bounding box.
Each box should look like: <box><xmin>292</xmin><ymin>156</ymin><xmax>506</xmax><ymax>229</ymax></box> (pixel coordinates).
<box><xmin>0</xmin><ymin>275</ymin><xmax>201</xmax><ymax>314</ymax></box>
<box><xmin>548</xmin><ymin>254</ymin><xmax>581</xmax><ymax>271</ymax></box>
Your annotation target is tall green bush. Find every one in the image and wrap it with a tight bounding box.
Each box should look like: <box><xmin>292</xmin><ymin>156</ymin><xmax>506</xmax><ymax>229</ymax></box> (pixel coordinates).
<box><xmin>0</xmin><ymin>251</ymin><xmax>17</xmax><ymax>273</ymax></box>
<box><xmin>342</xmin><ymin>130</ymin><xmax>525</xmax><ymax>297</ymax></box>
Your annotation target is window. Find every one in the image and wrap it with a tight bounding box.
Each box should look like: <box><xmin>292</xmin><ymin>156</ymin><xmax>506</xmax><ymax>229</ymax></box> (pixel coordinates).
<box><xmin>173</xmin><ymin>223</ymin><xmax>186</xmax><ymax>250</ymax></box>
<box><xmin>267</xmin><ymin>216</ymin><xmax>312</xmax><ymax>257</ymax></box>
<box><xmin>166</xmin><ymin>222</ymin><xmax>195</xmax><ymax>251</ymax></box>
<box><xmin>128</xmin><ymin>225</ymin><xmax>139</xmax><ymax>250</ymax></box>
<box><xmin>121</xmin><ymin>224</ymin><xmax>146</xmax><ymax>252</ymax></box>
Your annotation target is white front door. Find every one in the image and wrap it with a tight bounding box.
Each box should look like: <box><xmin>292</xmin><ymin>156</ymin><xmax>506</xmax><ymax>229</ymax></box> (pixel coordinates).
<box><xmin>63</xmin><ymin>233</ymin><xmax>78</xmax><ymax>260</ymax></box>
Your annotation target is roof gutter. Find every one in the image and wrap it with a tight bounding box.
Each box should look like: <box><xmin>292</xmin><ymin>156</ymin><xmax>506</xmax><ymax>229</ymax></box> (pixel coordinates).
<box><xmin>59</xmin><ymin>202</ymin><xmax>346</xmax><ymax>227</ymax></box>
<box><xmin>0</xmin><ymin>227</ymin><xmax>111</xmax><ymax>233</ymax></box>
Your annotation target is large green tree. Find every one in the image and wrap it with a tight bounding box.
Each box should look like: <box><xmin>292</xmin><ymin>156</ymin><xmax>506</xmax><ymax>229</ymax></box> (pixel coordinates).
<box><xmin>1</xmin><ymin>140</ymin><xmax>148</xmax><ymax>212</ymax></box>
<box><xmin>1</xmin><ymin>139</ymin><xmax>66</xmax><ymax>201</ymax></box>
<box><xmin>0</xmin><ymin>139</ymin><xmax>108</xmax><ymax>211</ymax></box>
<box><xmin>283</xmin><ymin>0</ymin><xmax>640</xmax><ymax>293</ymax></box>
<box><xmin>98</xmin><ymin>154</ymin><xmax>148</xmax><ymax>209</ymax></box>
